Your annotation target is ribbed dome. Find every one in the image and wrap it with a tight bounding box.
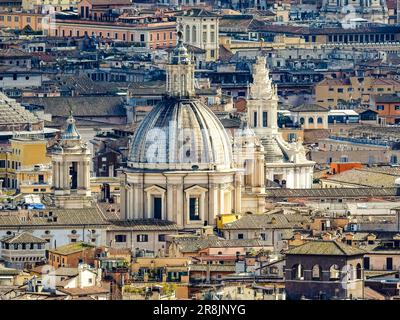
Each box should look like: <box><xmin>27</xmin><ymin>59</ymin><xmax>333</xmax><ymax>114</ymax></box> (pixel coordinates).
<box><xmin>128</xmin><ymin>97</ymin><xmax>233</xmax><ymax>171</ymax></box>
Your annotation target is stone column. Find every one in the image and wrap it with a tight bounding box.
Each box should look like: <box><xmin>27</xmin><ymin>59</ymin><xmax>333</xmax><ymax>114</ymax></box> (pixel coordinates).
<box><xmin>234</xmin><ymin>174</ymin><xmax>241</xmax><ymax>213</ymax></box>
<box><xmin>57</xmin><ymin>162</ymin><xmax>61</xmax><ymax>189</ymax></box>
<box><xmin>130</xmin><ymin>186</ymin><xmax>135</xmax><ymax>220</ymax></box>
<box><xmin>219</xmin><ymin>186</ymin><xmax>225</xmax><ymax>215</ymax></box>
<box><xmin>63</xmin><ymin>162</ymin><xmax>70</xmax><ymax>190</ymax></box>
<box><xmin>166</xmin><ymin>183</ymin><xmax>174</xmax><ymax>222</ymax></box>
<box><xmin>133</xmin><ymin>184</ymin><xmax>139</xmax><ymax>220</ymax></box>
<box><xmin>77</xmin><ymin>161</ymin><xmax>82</xmax><ymax>189</ymax></box>
<box><xmin>120</xmin><ymin>184</ymin><xmax>126</xmax><ymax>219</ymax></box>
<box><xmin>200</xmin><ymin>193</ymin><xmax>205</xmax><ymax>221</ymax></box>
<box><xmin>53</xmin><ymin>162</ymin><xmax>58</xmax><ymax>189</ymax></box>
<box><xmin>85</xmin><ymin>160</ymin><xmax>90</xmax><ymax>190</ymax></box>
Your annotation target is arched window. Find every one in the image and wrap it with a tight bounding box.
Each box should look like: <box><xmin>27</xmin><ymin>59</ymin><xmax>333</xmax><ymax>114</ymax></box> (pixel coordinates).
<box><xmin>329</xmin><ymin>264</ymin><xmax>340</xmax><ymax>281</ymax></box>
<box><xmin>300</xmin><ymin>117</ymin><xmax>305</xmax><ymax>125</ymax></box>
<box><xmin>291</xmin><ymin>264</ymin><xmax>304</xmax><ymax>280</ymax></box>
<box><xmin>356</xmin><ymin>263</ymin><xmax>362</xmax><ymax>279</ymax></box>
<box><xmin>308</xmin><ymin>117</ymin><xmax>314</xmax><ymax>124</ymax></box>
<box><xmin>312</xmin><ymin>264</ymin><xmax>322</xmax><ymax>280</ymax></box>
<box><xmin>185</xmin><ymin>25</ymin><xmax>190</xmax><ymax>42</ymax></box>
<box><xmin>192</xmin><ymin>26</ymin><xmax>197</xmax><ymax>43</ymax></box>
<box><xmin>317</xmin><ymin>117</ymin><xmax>323</xmax><ymax>124</ymax></box>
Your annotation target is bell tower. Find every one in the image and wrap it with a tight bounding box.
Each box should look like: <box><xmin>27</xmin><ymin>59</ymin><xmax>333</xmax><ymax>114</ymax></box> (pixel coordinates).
<box><xmin>51</xmin><ymin>112</ymin><xmax>92</xmax><ymax>209</ymax></box>
<box><xmin>247</xmin><ymin>56</ymin><xmax>279</xmax><ymax>136</ymax></box>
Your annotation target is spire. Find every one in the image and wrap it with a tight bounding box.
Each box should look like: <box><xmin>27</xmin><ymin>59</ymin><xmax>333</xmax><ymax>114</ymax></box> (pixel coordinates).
<box><xmin>171</xmin><ymin>27</ymin><xmax>190</xmax><ymax>65</ymax></box>
<box><xmin>249</xmin><ymin>56</ymin><xmax>276</xmax><ymax>101</ymax></box>
<box><xmin>62</xmin><ymin>111</ymin><xmax>81</xmax><ymax>141</ymax></box>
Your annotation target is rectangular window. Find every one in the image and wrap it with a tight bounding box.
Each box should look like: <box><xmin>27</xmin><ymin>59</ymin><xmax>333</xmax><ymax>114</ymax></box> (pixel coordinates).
<box><xmin>115</xmin><ymin>234</ymin><xmax>127</xmax><ymax>243</ymax></box>
<box><xmin>288</xmin><ymin>133</ymin><xmax>297</xmax><ymax>142</ymax></box>
<box><xmin>376</xmin><ymin>105</ymin><xmax>385</xmax><ymax>111</ymax></box>
<box><xmin>364</xmin><ymin>257</ymin><xmax>370</xmax><ymax>270</ymax></box>
<box><xmin>238</xmin><ymin>234</ymin><xmax>244</xmax><ymax>239</ymax></box>
<box><xmin>387</xmin><ymin>257</ymin><xmax>393</xmax><ymax>270</ymax></box>
<box><xmin>137</xmin><ymin>234</ymin><xmax>148</xmax><ymax>242</ymax></box>
<box><xmin>260</xmin><ymin>233</ymin><xmax>266</xmax><ymax>241</ymax></box>
<box><xmin>140</xmin><ymin>34</ymin><xmax>145</xmax><ymax>42</ymax></box>
<box><xmin>337</xmin><ymin>88</ymin><xmax>344</xmax><ymax>93</ymax></box>
<box><xmin>210</xmin><ymin>31</ymin><xmax>215</xmax><ymax>42</ymax></box>
<box><xmin>189</xmin><ymin>197</ymin><xmax>200</xmax><ymax>220</ymax></box>
<box><xmin>158</xmin><ymin>234</ymin><xmax>166</xmax><ymax>242</ymax></box>
<box><xmin>153</xmin><ymin>197</ymin><xmax>162</xmax><ymax>219</ymax></box>
<box><xmin>253</xmin><ymin>111</ymin><xmax>257</xmax><ymax>127</ymax></box>
<box><xmin>395</xmin><ymin>105</ymin><xmax>400</xmax><ymax>110</ymax></box>
<box><xmin>262</xmin><ymin>111</ymin><xmax>268</xmax><ymax>127</ymax></box>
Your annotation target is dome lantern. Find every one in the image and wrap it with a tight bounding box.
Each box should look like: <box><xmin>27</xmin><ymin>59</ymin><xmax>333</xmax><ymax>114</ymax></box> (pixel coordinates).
<box><xmin>166</xmin><ymin>28</ymin><xmax>195</xmax><ymax>98</ymax></box>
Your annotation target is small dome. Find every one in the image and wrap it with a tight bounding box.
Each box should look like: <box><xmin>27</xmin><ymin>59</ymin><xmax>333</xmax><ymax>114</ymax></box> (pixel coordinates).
<box><xmin>128</xmin><ymin>97</ymin><xmax>233</xmax><ymax>171</ymax></box>
<box><xmin>62</xmin><ymin>114</ymin><xmax>80</xmax><ymax>141</ymax></box>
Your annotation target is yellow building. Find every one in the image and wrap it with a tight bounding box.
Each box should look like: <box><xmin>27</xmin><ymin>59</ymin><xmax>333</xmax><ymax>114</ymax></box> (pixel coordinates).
<box><xmin>0</xmin><ymin>12</ymin><xmax>45</xmax><ymax>31</ymax></box>
<box><xmin>315</xmin><ymin>77</ymin><xmax>400</xmax><ymax>109</ymax></box>
<box><xmin>216</xmin><ymin>213</ymin><xmax>241</xmax><ymax>230</ymax></box>
<box><xmin>22</xmin><ymin>0</ymin><xmax>78</xmax><ymax>12</ymax></box>
<box><xmin>0</xmin><ymin>133</ymin><xmax>51</xmax><ymax>193</ymax></box>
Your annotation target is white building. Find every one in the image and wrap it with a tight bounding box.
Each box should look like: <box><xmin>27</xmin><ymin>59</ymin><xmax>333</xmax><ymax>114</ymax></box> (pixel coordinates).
<box><xmin>246</xmin><ymin>56</ymin><xmax>315</xmax><ymax>189</ymax></box>
<box><xmin>176</xmin><ymin>9</ymin><xmax>219</xmax><ymax>63</ymax></box>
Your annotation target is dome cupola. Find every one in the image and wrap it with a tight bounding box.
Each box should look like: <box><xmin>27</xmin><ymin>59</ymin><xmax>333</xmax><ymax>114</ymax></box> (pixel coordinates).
<box><xmin>127</xmin><ymin>31</ymin><xmax>233</xmax><ymax>171</ymax></box>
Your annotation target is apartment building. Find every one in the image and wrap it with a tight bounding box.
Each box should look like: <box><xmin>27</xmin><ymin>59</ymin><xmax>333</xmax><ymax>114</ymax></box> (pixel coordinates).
<box><xmin>315</xmin><ymin>76</ymin><xmax>400</xmax><ymax>109</ymax></box>
<box><xmin>370</xmin><ymin>93</ymin><xmax>400</xmax><ymax>125</ymax></box>
<box><xmin>177</xmin><ymin>9</ymin><xmax>219</xmax><ymax>62</ymax></box>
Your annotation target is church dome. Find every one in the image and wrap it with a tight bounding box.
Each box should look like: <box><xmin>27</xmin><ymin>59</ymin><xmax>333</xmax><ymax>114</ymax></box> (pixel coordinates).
<box><xmin>128</xmin><ymin>96</ymin><xmax>233</xmax><ymax>171</ymax></box>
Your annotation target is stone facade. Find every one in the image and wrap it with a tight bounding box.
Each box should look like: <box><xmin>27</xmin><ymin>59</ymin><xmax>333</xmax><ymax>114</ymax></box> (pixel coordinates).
<box><xmin>51</xmin><ymin>113</ymin><xmax>92</xmax><ymax>209</ymax></box>
<box><xmin>177</xmin><ymin>9</ymin><xmax>219</xmax><ymax>62</ymax></box>
<box><xmin>246</xmin><ymin>56</ymin><xmax>315</xmax><ymax>189</ymax></box>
